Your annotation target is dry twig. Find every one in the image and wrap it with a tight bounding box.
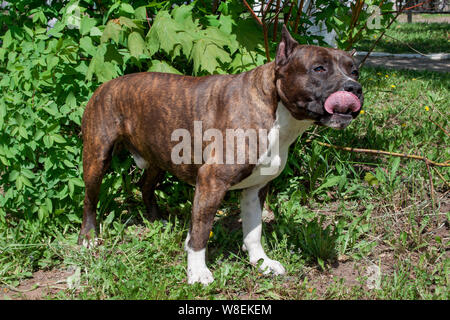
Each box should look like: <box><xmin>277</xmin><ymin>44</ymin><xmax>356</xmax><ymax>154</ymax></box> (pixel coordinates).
<box><xmin>428</xmin><ymin>115</ymin><xmax>450</xmax><ymax>137</ymax></box>
<box><xmin>293</xmin><ymin>0</ymin><xmax>305</xmax><ymax>34</ymax></box>
<box><xmin>424</xmin><ymin>153</ymin><xmax>436</xmax><ymax>209</ymax></box>
<box><xmin>306</xmin><ymin>140</ymin><xmax>450</xmax><ymax>168</ymax></box>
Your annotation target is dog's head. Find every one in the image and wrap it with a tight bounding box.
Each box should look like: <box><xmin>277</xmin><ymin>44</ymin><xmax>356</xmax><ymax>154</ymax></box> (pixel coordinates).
<box><xmin>275</xmin><ymin>25</ymin><xmax>363</xmax><ymax>129</ymax></box>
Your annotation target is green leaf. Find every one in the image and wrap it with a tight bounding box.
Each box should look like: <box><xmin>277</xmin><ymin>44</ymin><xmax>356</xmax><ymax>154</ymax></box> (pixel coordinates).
<box><xmin>16</xmin><ymin>176</ymin><xmax>23</xmax><ymax>191</ymax></box>
<box><xmin>47</xmin><ymin>20</ymin><xmax>65</xmax><ymax>38</ymax></box>
<box><xmin>121</xmin><ymin>3</ymin><xmax>135</xmax><ymax>14</ymax></box>
<box><xmin>146</xmin><ymin>11</ymin><xmax>193</xmax><ymax>58</ymax></box>
<box><xmin>8</xmin><ymin>170</ymin><xmax>20</xmax><ymax>182</ymax></box>
<box><xmin>71</xmin><ymin>177</ymin><xmax>84</xmax><ymax>187</ymax></box>
<box><xmin>21</xmin><ymin>169</ymin><xmax>35</xmax><ymax>180</ymax></box>
<box><xmin>128</xmin><ymin>32</ymin><xmax>146</xmax><ymax>58</ymax></box>
<box><xmin>0</xmin><ymin>156</ymin><xmax>9</xmax><ymax>166</ymax></box>
<box><xmin>21</xmin><ymin>175</ymin><xmax>33</xmax><ymax>188</ymax></box>
<box><xmin>104</xmin><ymin>2</ymin><xmax>121</xmax><ymax>24</ymax></box>
<box><xmin>52</xmin><ymin>134</ymin><xmax>66</xmax><ymax>144</ymax></box>
<box><xmin>0</xmin><ymin>48</ymin><xmax>5</xmax><ymax>62</ymax></box>
<box><xmin>18</xmin><ymin>126</ymin><xmax>28</xmax><ymax>139</ymax></box>
<box><xmin>80</xmin><ymin>16</ymin><xmax>97</xmax><ymax>36</ymax></box>
<box><xmin>172</xmin><ymin>4</ymin><xmax>197</xmax><ymax>30</ymax></box>
<box><xmin>38</xmin><ymin>206</ymin><xmax>46</xmax><ymax>221</ymax></box>
<box><xmin>317</xmin><ymin>257</ymin><xmax>325</xmax><ymax>271</ymax></box>
<box><xmin>68</xmin><ymin>179</ymin><xmax>74</xmax><ymax>197</ymax></box>
<box><xmin>2</xmin><ymin>30</ymin><xmax>12</xmax><ymax>48</ymax></box>
<box><xmin>332</xmin><ymin>16</ymin><xmax>344</xmax><ymax>27</ymax></box>
<box><xmin>104</xmin><ymin>212</ymin><xmax>115</xmax><ymax>226</ymax></box>
<box><xmin>0</xmin><ymin>100</ymin><xmax>4</xmax><ymax>129</ymax></box>
<box><xmin>191</xmin><ymin>38</ymin><xmax>231</xmax><ymax>74</ymax></box>
<box><xmin>148</xmin><ymin>60</ymin><xmax>182</xmax><ymax>74</ymax></box>
<box><xmin>79</xmin><ymin>37</ymin><xmax>97</xmax><ymax>56</ymax></box>
<box><xmin>45</xmin><ymin>198</ymin><xmax>53</xmax><ymax>214</ymax></box>
<box><xmin>364</xmin><ymin>172</ymin><xmax>379</xmax><ymax>186</ymax></box>
<box><xmin>87</xmin><ymin>44</ymin><xmax>118</xmax><ymax>82</ymax></box>
<box><xmin>90</xmin><ymin>27</ymin><xmax>102</xmax><ymax>37</ymax></box>
<box><xmin>23</xmin><ymin>25</ymin><xmax>34</xmax><ymax>38</ymax></box>
<box><xmin>46</xmin><ymin>54</ymin><xmax>59</xmax><ymax>71</ymax></box>
<box><xmin>134</xmin><ymin>6</ymin><xmax>148</xmax><ymax>21</ymax></box>
<box><xmin>101</xmin><ymin>21</ymin><xmax>122</xmax><ymax>43</ymax></box>
<box><xmin>33</xmin><ymin>10</ymin><xmax>47</xmax><ymax>25</ymax></box>
<box><xmin>119</xmin><ymin>16</ymin><xmax>139</xmax><ymax>29</ymax></box>
<box><xmin>65</xmin><ymin>91</ymin><xmax>77</xmax><ymax>109</ymax></box>
<box><xmin>96</xmin><ymin>61</ymin><xmax>118</xmax><ymax>83</ymax></box>
<box><xmin>313</xmin><ymin>176</ymin><xmax>342</xmax><ymax>195</ymax></box>
<box><xmin>43</xmin><ymin>135</ymin><xmax>54</xmax><ymax>148</ymax></box>
<box><xmin>43</xmin><ymin>101</ymin><xmax>58</xmax><ymax>116</ymax></box>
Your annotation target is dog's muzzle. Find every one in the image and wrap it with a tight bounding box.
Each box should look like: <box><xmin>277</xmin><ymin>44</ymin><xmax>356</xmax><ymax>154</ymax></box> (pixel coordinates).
<box><xmin>318</xmin><ymin>89</ymin><xmax>362</xmax><ymax>129</ymax></box>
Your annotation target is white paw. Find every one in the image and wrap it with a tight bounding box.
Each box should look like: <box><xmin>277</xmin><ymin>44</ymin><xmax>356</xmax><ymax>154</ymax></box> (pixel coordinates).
<box><xmin>81</xmin><ymin>237</ymin><xmax>99</xmax><ymax>249</ymax></box>
<box><xmin>188</xmin><ymin>267</ymin><xmax>214</xmax><ymax>285</ymax></box>
<box><xmin>257</xmin><ymin>258</ymin><xmax>286</xmax><ymax>276</ymax></box>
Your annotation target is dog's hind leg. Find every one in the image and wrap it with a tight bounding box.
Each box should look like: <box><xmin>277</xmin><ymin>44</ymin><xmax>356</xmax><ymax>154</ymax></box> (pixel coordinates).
<box><xmin>78</xmin><ymin>94</ymin><xmax>119</xmax><ymax>247</ymax></box>
<box><xmin>140</xmin><ymin>167</ymin><xmax>164</xmax><ymax>221</ymax></box>
<box><xmin>241</xmin><ymin>184</ymin><xmax>286</xmax><ymax>275</ymax></box>
<box><xmin>78</xmin><ymin>137</ymin><xmax>115</xmax><ymax>247</ymax></box>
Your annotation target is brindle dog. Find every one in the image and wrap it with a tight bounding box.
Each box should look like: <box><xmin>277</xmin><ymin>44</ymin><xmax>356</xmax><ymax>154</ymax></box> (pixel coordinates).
<box><xmin>80</xmin><ymin>25</ymin><xmax>363</xmax><ymax>284</ymax></box>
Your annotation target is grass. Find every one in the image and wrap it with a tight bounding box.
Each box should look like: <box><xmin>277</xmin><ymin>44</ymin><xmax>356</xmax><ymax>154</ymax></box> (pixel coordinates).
<box><xmin>0</xmin><ymin>66</ymin><xmax>449</xmax><ymax>300</ymax></box>
<box><xmin>354</xmin><ymin>21</ymin><xmax>450</xmax><ymax>54</ymax></box>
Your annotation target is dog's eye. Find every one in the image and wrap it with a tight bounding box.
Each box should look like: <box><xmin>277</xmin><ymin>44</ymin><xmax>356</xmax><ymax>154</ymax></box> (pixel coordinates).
<box><xmin>351</xmin><ymin>70</ymin><xmax>359</xmax><ymax>77</ymax></box>
<box><xmin>313</xmin><ymin>66</ymin><xmax>326</xmax><ymax>72</ymax></box>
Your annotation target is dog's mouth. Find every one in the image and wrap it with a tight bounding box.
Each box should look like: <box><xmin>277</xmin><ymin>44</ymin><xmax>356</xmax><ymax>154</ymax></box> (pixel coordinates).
<box><xmin>315</xmin><ymin>91</ymin><xmax>362</xmax><ymax>129</ymax></box>
<box><xmin>318</xmin><ymin>113</ymin><xmax>354</xmax><ymax>129</ymax></box>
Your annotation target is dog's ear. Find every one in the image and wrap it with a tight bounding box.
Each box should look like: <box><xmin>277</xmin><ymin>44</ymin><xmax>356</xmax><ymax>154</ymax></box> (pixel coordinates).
<box><xmin>276</xmin><ymin>25</ymin><xmax>298</xmax><ymax>66</ymax></box>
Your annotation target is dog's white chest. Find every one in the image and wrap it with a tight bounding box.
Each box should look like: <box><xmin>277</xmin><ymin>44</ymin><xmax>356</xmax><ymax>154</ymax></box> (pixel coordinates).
<box><xmin>230</xmin><ymin>103</ymin><xmax>312</xmax><ymax>190</ymax></box>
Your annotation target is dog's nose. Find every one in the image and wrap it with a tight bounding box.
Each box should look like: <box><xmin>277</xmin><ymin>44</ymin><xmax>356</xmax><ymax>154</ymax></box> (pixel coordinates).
<box><xmin>343</xmin><ymin>80</ymin><xmax>362</xmax><ymax>96</ymax></box>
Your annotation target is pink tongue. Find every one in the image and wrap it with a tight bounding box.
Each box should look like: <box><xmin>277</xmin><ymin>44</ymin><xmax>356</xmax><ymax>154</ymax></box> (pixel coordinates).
<box><xmin>324</xmin><ymin>91</ymin><xmax>361</xmax><ymax>114</ymax></box>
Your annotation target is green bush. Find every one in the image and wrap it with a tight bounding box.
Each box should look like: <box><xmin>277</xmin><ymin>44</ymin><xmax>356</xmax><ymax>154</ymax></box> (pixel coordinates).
<box><xmin>0</xmin><ymin>1</ymin><xmax>259</xmax><ymax>227</ymax></box>
<box><xmin>0</xmin><ymin>0</ymin><xmax>392</xmax><ymax>230</ymax></box>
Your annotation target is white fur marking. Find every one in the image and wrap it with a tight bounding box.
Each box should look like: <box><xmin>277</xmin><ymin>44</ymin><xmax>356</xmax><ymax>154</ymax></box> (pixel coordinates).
<box><xmin>240</xmin><ymin>185</ymin><xmax>286</xmax><ymax>275</ymax></box>
<box><xmin>184</xmin><ymin>232</ymin><xmax>214</xmax><ymax>285</ymax></box>
<box><xmin>81</xmin><ymin>237</ymin><xmax>99</xmax><ymax>249</ymax></box>
<box><xmin>230</xmin><ymin>102</ymin><xmax>312</xmax><ymax>190</ymax></box>
<box><xmin>132</xmin><ymin>152</ymin><xmax>149</xmax><ymax>169</ymax></box>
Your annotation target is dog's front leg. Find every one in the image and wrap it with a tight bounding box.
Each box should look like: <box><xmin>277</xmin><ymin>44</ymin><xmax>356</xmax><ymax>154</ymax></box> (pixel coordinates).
<box><xmin>185</xmin><ymin>165</ymin><xmax>228</xmax><ymax>285</ymax></box>
<box><xmin>241</xmin><ymin>184</ymin><xmax>286</xmax><ymax>275</ymax></box>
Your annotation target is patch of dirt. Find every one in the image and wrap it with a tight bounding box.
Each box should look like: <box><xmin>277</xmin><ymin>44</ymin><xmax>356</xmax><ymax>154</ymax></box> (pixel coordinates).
<box><xmin>1</xmin><ymin>269</ymin><xmax>74</xmax><ymax>300</ymax></box>
<box><xmin>439</xmin><ymin>193</ymin><xmax>450</xmax><ymax>214</ymax></box>
<box><xmin>304</xmin><ymin>260</ymin><xmax>369</xmax><ymax>297</ymax></box>
<box><xmin>330</xmin><ymin>260</ymin><xmax>365</xmax><ymax>286</ymax></box>
<box><xmin>301</xmin><ymin>252</ymin><xmax>400</xmax><ymax>298</ymax></box>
